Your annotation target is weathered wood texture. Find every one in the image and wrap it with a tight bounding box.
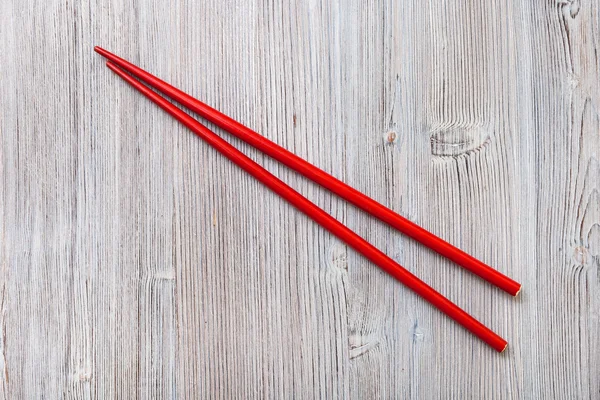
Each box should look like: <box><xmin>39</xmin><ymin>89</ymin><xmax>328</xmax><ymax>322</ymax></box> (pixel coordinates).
<box><xmin>1</xmin><ymin>0</ymin><xmax>599</xmax><ymax>398</ymax></box>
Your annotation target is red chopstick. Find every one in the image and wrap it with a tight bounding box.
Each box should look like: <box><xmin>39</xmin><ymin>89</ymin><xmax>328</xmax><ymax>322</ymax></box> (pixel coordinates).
<box><xmin>102</xmin><ymin>59</ymin><xmax>508</xmax><ymax>352</ymax></box>
<box><xmin>94</xmin><ymin>46</ymin><xmax>521</xmax><ymax>297</ymax></box>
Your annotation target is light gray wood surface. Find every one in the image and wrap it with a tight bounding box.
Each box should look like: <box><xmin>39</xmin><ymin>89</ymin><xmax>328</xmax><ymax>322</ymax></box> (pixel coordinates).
<box><xmin>1</xmin><ymin>0</ymin><xmax>599</xmax><ymax>398</ymax></box>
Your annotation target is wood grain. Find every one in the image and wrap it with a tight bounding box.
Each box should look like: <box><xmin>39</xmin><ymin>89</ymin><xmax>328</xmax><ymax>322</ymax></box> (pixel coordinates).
<box><xmin>1</xmin><ymin>0</ymin><xmax>598</xmax><ymax>398</ymax></box>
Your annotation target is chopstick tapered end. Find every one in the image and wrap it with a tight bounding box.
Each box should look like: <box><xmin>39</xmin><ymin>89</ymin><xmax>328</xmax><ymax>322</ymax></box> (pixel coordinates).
<box><xmin>94</xmin><ymin>46</ymin><xmax>110</xmax><ymax>57</ymax></box>
<box><xmin>106</xmin><ymin>61</ymin><xmax>121</xmax><ymax>75</ymax></box>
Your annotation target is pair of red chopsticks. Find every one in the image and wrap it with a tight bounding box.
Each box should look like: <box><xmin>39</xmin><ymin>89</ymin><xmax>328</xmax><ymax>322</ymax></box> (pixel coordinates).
<box><xmin>95</xmin><ymin>46</ymin><xmax>520</xmax><ymax>352</ymax></box>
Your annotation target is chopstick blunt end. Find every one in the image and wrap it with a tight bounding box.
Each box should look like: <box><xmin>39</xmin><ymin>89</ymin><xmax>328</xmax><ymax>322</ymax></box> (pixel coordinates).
<box><xmin>514</xmin><ymin>285</ymin><xmax>522</xmax><ymax>297</ymax></box>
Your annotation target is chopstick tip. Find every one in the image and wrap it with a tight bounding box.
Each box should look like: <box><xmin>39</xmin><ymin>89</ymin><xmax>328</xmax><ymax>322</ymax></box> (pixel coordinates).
<box><xmin>500</xmin><ymin>343</ymin><xmax>508</xmax><ymax>353</ymax></box>
<box><xmin>106</xmin><ymin>61</ymin><xmax>119</xmax><ymax>72</ymax></box>
<box><xmin>94</xmin><ymin>46</ymin><xmax>109</xmax><ymax>57</ymax></box>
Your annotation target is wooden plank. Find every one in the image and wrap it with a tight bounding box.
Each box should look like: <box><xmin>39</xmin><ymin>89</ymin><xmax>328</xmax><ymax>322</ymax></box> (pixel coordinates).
<box><xmin>0</xmin><ymin>0</ymin><xmax>598</xmax><ymax>398</ymax></box>
<box><xmin>528</xmin><ymin>0</ymin><xmax>600</xmax><ymax>398</ymax></box>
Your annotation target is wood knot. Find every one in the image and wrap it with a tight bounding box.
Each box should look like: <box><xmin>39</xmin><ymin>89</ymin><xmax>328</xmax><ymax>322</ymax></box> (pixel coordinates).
<box><xmin>412</xmin><ymin>320</ymin><xmax>424</xmax><ymax>343</ymax></box>
<box><xmin>72</xmin><ymin>368</ymin><xmax>93</xmax><ymax>382</ymax></box>
<box><xmin>429</xmin><ymin>123</ymin><xmax>491</xmax><ymax>156</ymax></box>
<box><xmin>587</xmin><ymin>225</ymin><xmax>600</xmax><ymax>257</ymax></box>
<box><xmin>557</xmin><ymin>0</ymin><xmax>580</xmax><ymax>18</ymax></box>
<box><xmin>386</xmin><ymin>130</ymin><xmax>398</xmax><ymax>144</ymax></box>
<box><xmin>348</xmin><ymin>334</ymin><xmax>379</xmax><ymax>359</ymax></box>
<box><xmin>572</xmin><ymin>246</ymin><xmax>589</xmax><ymax>265</ymax></box>
<box><xmin>329</xmin><ymin>243</ymin><xmax>348</xmax><ymax>270</ymax></box>
<box><xmin>568</xmin><ymin>0</ymin><xmax>580</xmax><ymax>18</ymax></box>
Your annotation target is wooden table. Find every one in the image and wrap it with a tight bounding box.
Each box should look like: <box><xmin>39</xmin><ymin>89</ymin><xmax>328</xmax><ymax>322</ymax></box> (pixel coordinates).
<box><xmin>1</xmin><ymin>0</ymin><xmax>598</xmax><ymax>398</ymax></box>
